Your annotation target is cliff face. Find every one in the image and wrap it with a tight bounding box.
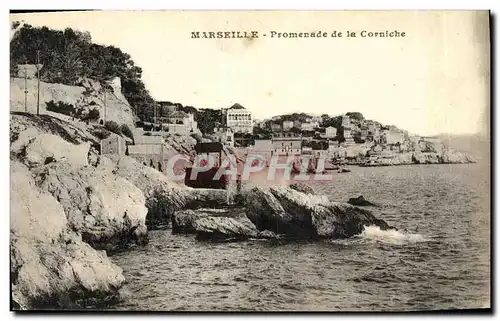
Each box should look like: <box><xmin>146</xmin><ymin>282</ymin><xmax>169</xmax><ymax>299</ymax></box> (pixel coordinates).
<box><xmin>10</xmin><ymin>113</ymin><xmax>146</xmax><ymax>309</ymax></box>
<box><xmin>10</xmin><ymin>160</ymin><xmax>126</xmax><ymax>309</ymax></box>
<box><xmin>10</xmin><ymin>76</ymin><xmax>135</xmax><ymax>128</ymax></box>
<box><xmin>9</xmin><ymin>112</ymin><xmax>231</xmax><ymax>309</ymax></box>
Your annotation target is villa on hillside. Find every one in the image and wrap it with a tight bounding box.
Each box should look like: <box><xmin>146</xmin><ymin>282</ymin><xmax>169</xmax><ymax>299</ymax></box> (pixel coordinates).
<box><xmin>282</xmin><ymin>120</ymin><xmax>294</xmax><ymax>131</ymax></box>
<box><xmin>325</xmin><ymin>126</ymin><xmax>337</xmax><ymax>138</ymax></box>
<box><xmin>155</xmin><ymin>110</ymin><xmax>198</xmax><ymax>135</ymax></box>
<box><xmin>212</xmin><ymin>127</ymin><xmax>235</xmax><ymax>148</ymax></box>
<box><xmin>222</xmin><ymin>104</ymin><xmax>253</xmax><ymax>134</ymax></box>
<box><xmin>301</xmin><ymin>121</ymin><xmax>319</xmax><ymax>131</ymax></box>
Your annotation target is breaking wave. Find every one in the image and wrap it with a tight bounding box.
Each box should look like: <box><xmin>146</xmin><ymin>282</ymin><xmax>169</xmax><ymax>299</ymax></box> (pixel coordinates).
<box><xmin>357</xmin><ymin>225</ymin><xmax>429</xmax><ymax>245</ymax></box>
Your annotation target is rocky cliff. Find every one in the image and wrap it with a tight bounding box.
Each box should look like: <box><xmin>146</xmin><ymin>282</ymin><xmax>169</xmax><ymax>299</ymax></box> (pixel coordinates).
<box><xmin>10</xmin><ymin>113</ymin><xmax>144</xmax><ymax>309</ymax></box>
<box><xmin>9</xmin><ymin>112</ymin><xmax>231</xmax><ymax>309</ymax></box>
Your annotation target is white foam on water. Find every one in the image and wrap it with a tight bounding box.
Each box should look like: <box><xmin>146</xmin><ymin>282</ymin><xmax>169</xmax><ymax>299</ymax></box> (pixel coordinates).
<box><xmin>358</xmin><ymin>225</ymin><xmax>429</xmax><ymax>245</ymax></box>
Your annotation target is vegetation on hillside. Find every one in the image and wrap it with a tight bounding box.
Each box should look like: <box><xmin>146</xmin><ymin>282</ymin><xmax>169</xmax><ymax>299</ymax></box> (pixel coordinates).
<box><xmin>10</xmin><ymin>22</ymin><xmax>156</xmax><ymax>121</ymax></box>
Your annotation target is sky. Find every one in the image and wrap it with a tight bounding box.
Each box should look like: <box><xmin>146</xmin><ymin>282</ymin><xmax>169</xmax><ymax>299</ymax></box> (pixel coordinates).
<box><xmin>10</xmin><ymin>11</ymin><xmax>490</xmax><ymax>137</ymax></box>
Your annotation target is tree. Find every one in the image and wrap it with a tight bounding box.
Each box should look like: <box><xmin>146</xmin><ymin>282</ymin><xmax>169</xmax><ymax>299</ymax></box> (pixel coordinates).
<box><xmin>104</xmin><ymin>121</ymin><xmax>120</xmax><ymax>135</ymax></box>
<box><xmin>345</xmin><ymin>112</ymin><xmax>364</xmax><ymax>121</ymax></box>
<box><xmin>85</xmin><ymin>108</ymin><xmax>100</xmax><ymax>121</ymax></box>
<box><xmin>10</xmin><ymin>24</ymin><xmax>155</xmax><ymax>121</ymax></box>
<box><xmin>120</xmin><ymin>124</ymin><xmax>134</xmax><ymax>141</ymax></box>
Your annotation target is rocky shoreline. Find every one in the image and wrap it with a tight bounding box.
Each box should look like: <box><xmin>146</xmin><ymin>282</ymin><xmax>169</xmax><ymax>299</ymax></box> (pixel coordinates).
<box><xmin>357</xmin><ymin>150</ymin><xmax>476</xmax><ymax>167</ymax></box>
<box><xmin>9</xmin><ymin>112</ymin><xmax>472</xmax><ymax>310</ymax></box>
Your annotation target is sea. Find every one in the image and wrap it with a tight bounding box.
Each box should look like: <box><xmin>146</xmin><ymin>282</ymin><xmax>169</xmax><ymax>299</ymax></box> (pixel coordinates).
<box><xmin>109</xmin><ymin>161</ymin><xmax>490</xmax><ymax>311</ymax></box>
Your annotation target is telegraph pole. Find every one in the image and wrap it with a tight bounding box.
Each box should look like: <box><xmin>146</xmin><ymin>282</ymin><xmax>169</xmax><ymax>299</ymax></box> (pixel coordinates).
<box><xmin>104</xmin><ymin>90</ymin><xmax>107</xmax><ymax>124</ymax></box>
<box><xmin>153</xmin><ymin>103</ymin><xmax>157</xmax><ymax>132</ymax></box>
<box><xmin>36</xmin><ymin>50</ymin><xmax>40</xmax><ymax>116</ymax></box>
<box><xmin>23</xmin><ymin>66</ymin><xmax>28</xmax><ymax>113</ymax></box>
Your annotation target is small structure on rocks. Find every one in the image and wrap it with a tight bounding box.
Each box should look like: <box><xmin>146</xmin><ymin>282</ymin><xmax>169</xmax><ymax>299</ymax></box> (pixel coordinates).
<box><xmin>100</xmin><ymin>135</ymin><xmax>126</xmax><ymax>155</ymax></box>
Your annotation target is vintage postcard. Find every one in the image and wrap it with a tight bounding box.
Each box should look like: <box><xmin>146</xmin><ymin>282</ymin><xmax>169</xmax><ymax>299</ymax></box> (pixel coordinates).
<box><xmin>9</xmin><ymin>10</ymin><xmax>490</xmax><ymax>312</ymax></box>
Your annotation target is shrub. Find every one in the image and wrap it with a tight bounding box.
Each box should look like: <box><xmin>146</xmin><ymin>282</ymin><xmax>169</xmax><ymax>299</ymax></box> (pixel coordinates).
<box><xmin>120</xmin><ymin>124</ymin><xmax>134</xmax><ymax>141</ymax></box>
<box><xmin>104</xmin><ymin>121</ymin><xmax>120</xmax><ymax>135</ymax></box>
<box><xmin>83</xmin><ymin>108</ymin><xmax>100</xmax><ymax>121</ymax></box>
<box><xmin>92</xmin><ymin>128</ymin><xmax>111</xmax><ymax>140</ymax></box>
<box><xmin>191</xmin><ymin>133</ymin><xmax>202</xmax><ymax>143</ymax></box>
<box><xmin>45</xmin><ymin>100</ymin><xmax>76</xmax><ymax>117</ymax></box>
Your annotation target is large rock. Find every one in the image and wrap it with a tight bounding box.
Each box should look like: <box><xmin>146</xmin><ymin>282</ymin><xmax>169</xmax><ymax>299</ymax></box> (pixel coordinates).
<box><xmin>172</xmin><ymin>208</ymin><xmax>250</xmax><ymax>235</ymax></box>
<box><xmin>34</xmin><ymin>161</ymin><xmax>148</xmax><ymax>252</ymax></box>
<box><xmin>195</xmin><ymin>216</ymin><xmax>258</xmax><ymax>241</ymax></box>
<box><xmin>10</xmin><ymin>113</ymin><xmax>100</xmax><ymax>146</ymax></box>
<box><xmin>412</xmin><ymin>152</ymin><xmax>440</xmax><ymax>164</ymax></box>
<box><xmin>172</xmin><ymin>209</ymin><xmax>209</xmax><ymax>234</ymax></box>
<box><xmin>13</xmin><ymin>132</ymin><xmax>90</xmax><ymax>168</ymax></box>
<box><xmin>245</xmin><ymin>185</ymin><xmax>392</xmax><ymax>239</ymax></box>
<box><xmin>243</xmin><ymin>186</ymin><xmax>294</xmax><ymax>234</ymax></box>
<box><xmin>10</xmin><ymin>161</ymin><xmax>125</xmax><ymax>309</ymax></box>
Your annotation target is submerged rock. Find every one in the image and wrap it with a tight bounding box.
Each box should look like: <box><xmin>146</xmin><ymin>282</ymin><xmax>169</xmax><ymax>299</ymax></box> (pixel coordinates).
<box><xmin>348</xmin><ymin>195</ymin><xmax>377</xmax><ymax>207</ymax></box>
<box><xmin>288</xmin><ymin>182</ymin><xmax>315</xmax><ymax>195</ymax></box>
<box><xmin>257</xmin><ymin>230</ymin><xmax>279</xmax><ymax>239</ymax></box>
<box><xmin>10</xmin><ymin>161</ymin><xmax>124</xmax><ymax>310</ymax></box>
<box><xmin>172</xmin><ymin>208</ymin><xmax>250</xmax><ymax>235</ymax></box>
<box><xmin>245</xmin><ymin>186</ymin><xmax>392</xmax><ymax>239</ymax></box>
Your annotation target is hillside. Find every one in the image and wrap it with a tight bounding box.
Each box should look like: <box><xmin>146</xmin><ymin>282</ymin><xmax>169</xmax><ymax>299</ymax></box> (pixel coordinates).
<box><xmin>10</xmin><ymin>76</ymin><xmax>135</xmax><ymax>128</ymax></box>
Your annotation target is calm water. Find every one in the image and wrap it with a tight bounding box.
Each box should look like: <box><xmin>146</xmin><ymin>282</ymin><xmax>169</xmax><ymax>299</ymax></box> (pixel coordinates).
<box><xmin>110</xmin><ymin>163</ymin><xmax>490</xmax><ymax>311</ymax></box>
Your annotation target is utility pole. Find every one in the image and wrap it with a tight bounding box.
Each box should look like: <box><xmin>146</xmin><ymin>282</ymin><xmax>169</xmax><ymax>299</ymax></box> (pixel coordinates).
<box><xmin>36</xmin><ymin>50</ymin><xmax>40</xmax><ymax>116</ymax></box>
<box><xmin>23</xmin><ymin>66</ymin><xmax>28</xmax><ymax>113</ymax></box>
<box><xmin>104</xmin><ymin>90</ymin><xmax>107</xmax><ymax>124</ymax></box>
<box><xmin>153</xmin><ymin>103</ymin><xmax>157</xmax><ymax>132</ymax></box>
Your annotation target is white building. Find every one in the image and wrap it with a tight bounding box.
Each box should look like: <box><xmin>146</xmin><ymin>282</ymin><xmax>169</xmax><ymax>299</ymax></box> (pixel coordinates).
<box><xmin>225</xmin><ymin>107</ymin><xmax>253</xmax><ymax>134</ymax></box>
<box><xmin>385</xmin><ymin>131</ymin><xmax>405</xmax><ymax>145</ymax></box>
<box><xmin>325</xmin><ymin>126</ymin><xmax>337</xmax><ymax>138</ymax></box>
<box><xmin>301</xmin><ymin>121</ymin><xmax>319</xmax><ymax>131</ymax></box>
<box><xmin>157</xmin><ymin>110</ymin><xmax>198</xmax><ymax>135</ymax></box>
<box><xmin>343</xmin><ymin>128</ymin><xmax>355</xmax><ymax>146</ymax></box>
<box><xmin>101</xmin><ymin>135</ymin><xmax>126</xmax><ymax>155</ymax></box>
<box><xmin>342</xmin><ymin>115</ymin><xmax>351</xmax><ymax>128</ymax></box>
<box><xmin>282</xmin><ymin>121</ymin><xmax>294</xmax><ymax>131</ymax></box>
<box><xmin>271</xmin><ymin>137</ymin><xmax>302</xmax><ymax>156</ymax></box>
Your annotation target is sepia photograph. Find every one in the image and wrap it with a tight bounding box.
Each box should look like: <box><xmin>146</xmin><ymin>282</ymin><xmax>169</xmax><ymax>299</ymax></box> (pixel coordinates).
<box><xmin>8</xmin><ymin>10</ymin><xmax>491</xmax><ymax>312</ymax></box>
